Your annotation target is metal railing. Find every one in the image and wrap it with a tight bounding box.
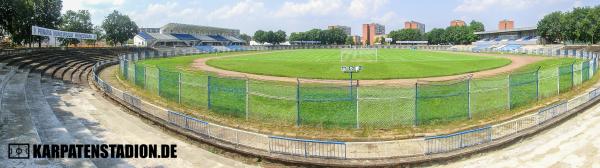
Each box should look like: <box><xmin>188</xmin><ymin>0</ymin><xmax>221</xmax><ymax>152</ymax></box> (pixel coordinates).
<box><xmin>269</xmin><ymin>136</ymin><xmax>346</xmax><ymax>159</ymax></box>
<box><xmin>88</xmin><ymin>47</ymin><xmax>600</xmax><ymax>161</ymax></box>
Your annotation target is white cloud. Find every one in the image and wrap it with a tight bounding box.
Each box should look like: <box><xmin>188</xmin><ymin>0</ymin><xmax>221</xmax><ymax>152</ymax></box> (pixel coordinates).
<box><xmin>274</xmin><ymin>0</ymin><xmax>343</xmax><ymax>18</ymax></box>
<box><xmin>207</xmin><ymin>0</ymin><xmax>265</xmax><ymax>20</ymax></box>
<box><xmin>453</xmin><ymin>0</ymin><xmax>564</xmax><ymax>12</ymax></box>
<box><xmin>129</xmin><ymin>2</ymin><xmax>204</xmax><ymax>28</ymax></box>
<box><xmin>61</xmin><ymin>0</ymin><xmax>124</xmax><ymax>12</ymax></box>
<box><xmin>572</xmin><ymin>0</ymin><xmax>583</xmax><ymax>8</ymax></box>
<box><xmin>371</xmin><ymin>11</ymin><xmax>404</xmax><ymax>32</ymax></box>
<box><xmin>347</xmin><ymin>0</ymin><xmax>389</xmax><ymax>18</ymax></box>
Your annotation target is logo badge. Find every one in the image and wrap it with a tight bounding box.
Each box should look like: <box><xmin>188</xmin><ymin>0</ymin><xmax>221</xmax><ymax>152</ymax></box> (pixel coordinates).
<box><xmin>8</xmin><ymin>143</ymin><xmax>30</xmax><ymax>159</ymax></box>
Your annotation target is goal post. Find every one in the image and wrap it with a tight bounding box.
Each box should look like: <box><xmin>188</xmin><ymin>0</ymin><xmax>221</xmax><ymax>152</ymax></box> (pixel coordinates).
<box><xmin>340</xmin><ymin>48</ymin><xmax>378</xmax><ymax>62</ymax></box>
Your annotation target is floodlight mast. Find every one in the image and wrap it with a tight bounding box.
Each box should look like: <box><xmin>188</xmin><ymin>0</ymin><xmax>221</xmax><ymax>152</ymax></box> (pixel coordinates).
<box><xmin>342</xmin><ymin>65</ymin><xmax>363</xmax><ymax>98</ymax></box>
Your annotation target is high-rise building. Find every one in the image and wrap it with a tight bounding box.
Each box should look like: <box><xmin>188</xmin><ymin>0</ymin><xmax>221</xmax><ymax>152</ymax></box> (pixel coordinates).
<box><xmin>362</xmin><ymin>23</ymin><xmax>385</xmax><ymax>46</ymax></box>
<box><xmin>498</xmin><ymin>19</ymin><xmax>514</xmax><ymax>30</ymax></box>
<box><xmin>404</xmin><ymin>21</ymin><xmax>425</xmax><ymax>33</ymax></box>
<box><xmin>328</xmin><ymin>25</ymin><xmax>351</xmax><ymax>35</ymax></box>
<box><xmin>450</xmin><ymin>20</ymin><xmax>466</xmax><ymax>27</ymax></box>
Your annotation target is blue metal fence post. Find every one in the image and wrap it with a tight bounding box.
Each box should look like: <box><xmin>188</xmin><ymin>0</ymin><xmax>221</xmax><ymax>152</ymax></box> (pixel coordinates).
<box><xmin>414</xmin><ymin>83</ymin><xmax>419</xmax><ymax>126</ymax></box>
<box><xmin>296</xmin><ymin>78</ymin><xmax>301</xmax><ymax>126</ymax></box>
<box><xmin>207</xmin><ymin>76</ymin><xmax>212</xmax><ymax>109</ymax></box>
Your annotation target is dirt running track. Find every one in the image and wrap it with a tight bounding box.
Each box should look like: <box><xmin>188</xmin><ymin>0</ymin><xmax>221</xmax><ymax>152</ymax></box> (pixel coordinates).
<box><xmin>431</xmin><ymin>101</ymin><xmax>600</xmax><ymax>168</ymax></box>
<box><xmin>192</xmin><ymin>50</ymin><xmax>547</xmax><ymax>86</ymax></box>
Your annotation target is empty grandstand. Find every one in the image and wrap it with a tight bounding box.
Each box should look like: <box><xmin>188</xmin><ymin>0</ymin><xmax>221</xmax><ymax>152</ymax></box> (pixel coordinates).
<box><xmin>133</xmin><ymin>23</ymin><xmax>246</xmax><ymax>52</ymax></box>
<box><xmin>472</xmin><ymin>27</ymin><xmax>540</xmax><ymax>52</ymax></box>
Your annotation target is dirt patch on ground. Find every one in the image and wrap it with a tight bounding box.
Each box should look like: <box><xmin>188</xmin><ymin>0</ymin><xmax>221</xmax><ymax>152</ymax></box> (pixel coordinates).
<box><xmin>191</xmin><ymin>50</ymin><xmax>548</xmax><ymax>86</ymax></box>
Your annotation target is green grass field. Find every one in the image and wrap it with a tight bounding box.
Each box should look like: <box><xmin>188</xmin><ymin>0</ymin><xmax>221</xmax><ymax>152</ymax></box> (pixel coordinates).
<box><xmin>128</xmin><ymin>49</ymin><xmax>588</xmax><ymax>128</ymax></box>
<box><xmin>206</xmin><ymin>49</ymin><xmax>512</xmax><ymax>80</ymax></box>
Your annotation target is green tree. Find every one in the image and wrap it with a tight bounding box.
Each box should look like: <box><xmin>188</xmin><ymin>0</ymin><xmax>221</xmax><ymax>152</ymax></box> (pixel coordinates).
<box><xmin>469</xmin><ymin>20</ymin><xmax>485</xmax><ymax>32</ymax></box>
<box><xmin>274</xmin><ymin>30</ymin><xmax>286</xmax><ymax>44</ymax></box>
<box><xmin>87</xmin><ymin>25</ymin><xmax>104</xmax><ymax>46</ymax></box>
<box><xmin>1</xmin><ymin>0</ymin><xmax>62</xmax><ymax>47</ymax></box>
<box><xmin>1</xmin><ymin>0</ymin><xmax>33</xmax><ymax>45</ymax></box>
<box><xmin>239</xmin><ymin>33</ymin><xmax>251</xmax><ymax>43</ymax></box>
<box><xmin>591</xmin><ymin>6</ymin><xmax>600</xmax><ymax>44</ymax></box>
<box><xmin>538</xmin><ymin>11</ymin><xmax>565</xmax><ymax>44</ymax></box>
<box><xmin>388</xmin><ymin>29</ymin><xmax>423</xmax><ymax>43</ymax></box>
<box><xmin>102</xmin><ymin>10</ymin><xmax>138</xmax><ymax>46</ymax></box>
<box><xmin>253</xmin><ymin>30</ymin><xmax>266</xmax><ymax>43</ymax></box>
<box><xmin>426</xmin><ymin>28</ymin><xmax>446</xmax><ymax>45</ymax></box>
<box><xmin>32</xmin><ymin>0</ymin><xmax>62</xmax><ymax>47</ymax></box>
<box><xmin>59</xmin><ymin>10</ymin><xmax>93</xmax><ymax>46</ymax></box>
<box><xmin>345</xmin><ymin>36</ymin><xmax>354</xmax><ymax>45</ymax></box>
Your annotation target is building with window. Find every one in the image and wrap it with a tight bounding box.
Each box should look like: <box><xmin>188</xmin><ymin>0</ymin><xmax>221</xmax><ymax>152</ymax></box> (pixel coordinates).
<box><xmin>362</xmin><ymin>23</ymin><xmax>385</xmax><ymax>46</ymax></box>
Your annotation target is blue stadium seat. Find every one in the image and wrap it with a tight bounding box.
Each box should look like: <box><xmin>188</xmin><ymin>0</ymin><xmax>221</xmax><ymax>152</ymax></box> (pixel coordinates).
<box><xmin>472</xmin><ymin>44</ymin><xmax>492</xmax><ymax>52</ymax></box>
<box><xmin>171</xmin><ymin>33</ymin><xmax>198</xmax><ymax>41</ymax></box>
<box><xmin>207</xmin><ymin>35</ymin><xmax>230</xmax><ymax>42</ymax></box>
<box><xmin>226</xmin><ymin>45</ymin><xmax>245</xmax><ymax>51</ymax></box>
<box><xmin>195</xmin><ymin>46</ymin><xmax>216</xmax><ymax>52</ymax></box>
<box><xmin>499</xmin><ymin>44</ymin><xmax>522</xmax><ymax>51</ymax></box>
<box><xmin>138</xmin><ymin>32</ymin><xmax>154</xmax><ymax>40</ymax></box>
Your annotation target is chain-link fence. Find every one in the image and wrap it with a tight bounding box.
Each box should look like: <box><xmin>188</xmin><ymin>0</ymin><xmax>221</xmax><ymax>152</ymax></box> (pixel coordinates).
<box><xmin>92</xmin><ymin>49</ymin><xmax>600</xmax><ymax>161</ymax></box>
<box><xmin>416</xmin><ymin>79</ymin><xmax>469</xmax><ymax>125</ymax></box>
<box><xmin>120</xmin><ymin>53</ymin><xmax>599</xmax><ymax>129</ymax></box>
<box><xmin>509</xmin><ymin>69</ymin><xmax>539</xmax><ymax>108</ymax></box>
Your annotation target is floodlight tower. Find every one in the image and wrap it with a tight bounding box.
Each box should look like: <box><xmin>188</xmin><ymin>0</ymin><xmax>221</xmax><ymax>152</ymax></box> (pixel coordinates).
<box><xmin>341</xmin><ymin>65</ymin><xmax>362</xmax><ymax>97</ymax></box>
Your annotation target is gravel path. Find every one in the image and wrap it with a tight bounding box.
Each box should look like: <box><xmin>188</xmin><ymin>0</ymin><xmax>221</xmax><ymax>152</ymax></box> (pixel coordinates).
<box><xmin>191</xmin><ymin>50</ymin><xmax>547</xmax><ymax>86</ymax></box>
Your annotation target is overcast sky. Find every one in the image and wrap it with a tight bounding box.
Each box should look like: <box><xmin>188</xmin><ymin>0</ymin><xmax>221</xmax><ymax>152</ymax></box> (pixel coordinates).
<box><xmin>62</xmin><ymin>0</ymin><xmax>598</xmax><ymax>35</ymax></box>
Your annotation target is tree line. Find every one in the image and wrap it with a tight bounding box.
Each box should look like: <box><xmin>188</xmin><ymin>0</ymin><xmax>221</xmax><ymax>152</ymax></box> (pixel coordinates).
<box><xmin>385</xmin><ymin>20</ymin><xmax>484</xmax><ymax>45</ymax></box>
<box><xmin>289</xmin><ymin>28</ymin><xmax>348</xmax><ymax>45</ymax></box>
<box><xmin>252</xmin><ymin>30</ymin><xmax>286</xmax><ymax>44</ymax></box>
<box><xmin>0</xmin><ymin>0</ymin><xmax>138</xmax><ymax>47</ymax></box>
<box><xmin>538</xmin><ymin>6</ymin><xmax>600</xmax><ymax>44</ymax></box>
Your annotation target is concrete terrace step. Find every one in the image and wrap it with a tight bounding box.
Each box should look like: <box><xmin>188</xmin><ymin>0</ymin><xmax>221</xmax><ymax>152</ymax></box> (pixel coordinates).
<box><xmin>0</xmin><ymin>70</ymin><xmax>57</xmax><ymax>167</ymax></box>
<box><xmin>25</xmin><ymin>73</ymin><xmax>96</xmax><ymax>167</ymax></box>
<box><xmin>40</xmin><ymin>77</ymin><xmax>131</xmax><ymax>167</ymax></box>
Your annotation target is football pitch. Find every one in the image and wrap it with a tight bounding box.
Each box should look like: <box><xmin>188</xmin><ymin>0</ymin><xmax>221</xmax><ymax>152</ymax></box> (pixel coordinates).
<box><xmin>128</xmin><ymin>49</ymin><xmax>585</xmax><ymax>128</ymax></box>
<box><xmin>205</xmin><ymin>49</ymin><xmax>512</xmax><ymax>80</ymax></box>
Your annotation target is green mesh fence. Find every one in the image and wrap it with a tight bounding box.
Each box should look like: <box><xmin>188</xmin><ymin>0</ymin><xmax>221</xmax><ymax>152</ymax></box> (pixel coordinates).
<box><xmin>208</xmin><ymin>76</ymin><xmax>246</xmax><ymax>118</ymax></box>
<box><xmin>559</xmin><ymin>64</ymin><xmax>574</xmax><ymax>93</ymax></box>
<box><xmin>416</xmin><ymin>80</ymin><xmax>469</xmax><ymax>125</ymax></box>
<box><xmin>134</xmin><ymin>63</ymin><xmax>145</xmax><ymax>88</ymax></box>
<box><xmin>247</xmin><ymin>80</ymin><xmax>296</xmax><ymax>125</ymax></box>
<box><xmin>509</xmin><ymin>70</ymin><xmax>538</xmax><ymax>109</ymax></box>
<box><xmin>358</xmin><ymin>86</ymin><xmax>415</xmax><ymax>127</ymax></box>
<box><xmin>158</xmin><ymin>69</ymin><xmax>180</xmax><ymax>102</ymax></box>
<box><xmin>180</xmin><ymin>73</ymin><xmax>208</xmax><ymax>109</ymax></box>
<box><xmin>121</xmin><ymin>60</ymin><xmax>128</xmax><ymax>79</ymax></box>
<box><xmin>299</xmin><ymin>83</ymin><xmax>357</xmax><ymax>128</ymax></box>
<box><xmin>127</xmin><ymin>62</ymin><xmax>135</xmax><ymax>83</ymax></box>
<box><xmin>470</xmin><ymin>76</ymin><xmax>509</xmax><ymax>118</ymax></box>
<box><xmin>118</xmin><ymin>56</ymin><xmax>597</xmax><ymax>129</ymax></box>
<box><xmin>538</xmin><ymin>67</ymin><xmax>559</xmax><ymax>99</ymax></box>
<box><xmin>582</xmin><ymin>61</ymin><xmax>590</xmax><ymax>82</ymax></box>
<box><xmin>145</xmin><ymin>66</ymin><xmax>159</xmax><ymax>94</ymax></box>
<box><xmin>573</xmin><ymin>63</ymin><xmax>582</xmax><ymax>86</ymax></box>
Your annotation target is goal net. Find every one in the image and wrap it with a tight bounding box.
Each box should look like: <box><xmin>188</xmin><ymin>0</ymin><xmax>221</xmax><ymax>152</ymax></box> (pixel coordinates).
<box><xmin>340</xmin><ymin>48</ymin><xmax>378</xmax><ymax>62</ymax></box>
